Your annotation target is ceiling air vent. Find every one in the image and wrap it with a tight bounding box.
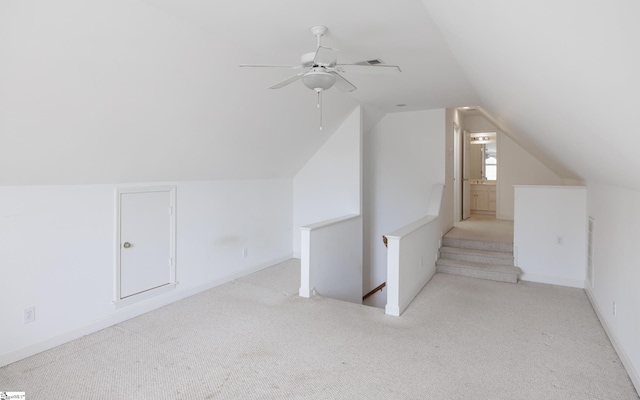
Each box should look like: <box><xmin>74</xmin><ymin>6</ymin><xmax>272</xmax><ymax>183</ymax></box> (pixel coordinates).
<box><xmin>356</xmin><ymin>59</ymin><xmax>384</xmax><ymax>66</ymax></box>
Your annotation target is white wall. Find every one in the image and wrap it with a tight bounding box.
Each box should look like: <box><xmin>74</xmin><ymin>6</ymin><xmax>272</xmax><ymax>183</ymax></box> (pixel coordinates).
<box><xmin>0</xmin><ymin>179</ymin><xmax>292</xmax><ymax>366</ymax></box>
<box><xmin>499</xmin><ymin>135</ymin><xmax>562</xmax><ymax>219</ymax></box>
<box><xmin>292</xmin><ymin>107</ymin><xmax>362</xmax><ymax>258</ymax></box>
<box><xmin>363</xmin><ymin>109</ymin><xmax>446</xmax><ymax>308</ymax></box>
<box><xmin>586</xmin><ymin>182</ymin><xmax>640</xmax><ymax>393</ymax></box>
<box><xmin>299</xmin><ymin>215</ymin><xmax>362</xmax><ymax>304</ymax></box>
<box><xmin>513</xmin><ymin>186</ymin><xmax>587</xmax><ymax>288</ymax></box>
<box><xmin>385</xmin><ymin>184</ymin><xmax>445</xmax><ymax>316</ymax></box>
<box><xmin>463</xmin><ymin>115</ymin><xmax>562</xmax><ymax>220</ymax></box>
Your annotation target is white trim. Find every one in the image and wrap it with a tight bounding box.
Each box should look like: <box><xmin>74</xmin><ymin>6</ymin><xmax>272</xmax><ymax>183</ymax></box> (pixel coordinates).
<box><xmin>512</xmin><ymin>185</ymin><xmax>586</xmax><ymax>190</ymax></box>
<box><xmin>495</xmin><ymin>131</ymin><xmax>501</xmax><ymax>217</ymax></box>
<box><xmin>113</xmin><ymin>282</ymin><xmax>179</xmax><ymax>309</ymax></box>
<box><xmin>519</xmin><ymin>273</ymin><xmax>585</xmax><ymax>288</ymax></box>
<box><xmin>300</xmin><ymin>214</ymin><xmax>360</xmax><ymax>231</ymax></box>
<box><xmin>0</xmin><ymin>254</ymin><xmax>292</xmax><ymax>368</ymax></box>
<box><xmin>299</xmin><ymin>228</ymin><xmax>312</xmax><ymax>298</ymax></box>
<box><xmin>587</xmin><ymin>216</ymin><xmax>595</xmax><ymax>289</ymax></box>
<box><xmin>384</xmin><ymin>304</ymin><xmax>400</xmax><ymax>316</ymax></box>
<box><xmin>114</xmin><ymin>186</ymin><xmax>177</xmax><ymax>303</ymax></box>
<box><xmin>585</xmin><ymin>288</ymin><xmax>640</xmax><ymax>395</ymax></box>
<box><xmin>386</xmin><ymin>215</ymin><xmax>437</xmax><ymax>239</ymax></box>
<box><xmin>386</xmin><ymin>270</ymin><xmax>436</xmax><ymax>317</ymax></box>
<box><xmin>298</xmin><ymin>287</ymin><xmax>314</xmax><ymax>298</ymax></box>
<box><xmin>453</xmin><ymin>120</ymin><xmax>462</xmax><ymax>223</ymax></box>
<box><xmin>385</xmin><ymin>236</ymin><xmax>401</xmax><ymax>316</ymax></box>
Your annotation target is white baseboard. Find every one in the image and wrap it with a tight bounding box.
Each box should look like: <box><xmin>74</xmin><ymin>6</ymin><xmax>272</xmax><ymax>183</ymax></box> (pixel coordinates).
<box><xmin>387</xmin><ymin>268</ymin><xmax>436</xmax><ymax>317</ymax></box>
<box><xmin>520</xmin><ymin>273</ymin><xmax>585</xmax><ymax>288</ymax></box>
<box><xmin>585</xmin><ymin>288</ymin><xmax>640</xmax><ymax>396</ymax></box>
<box><xmin>0</xmin><ymin>254</ymin><xmax>293</xmax><ymax>368</ymax></box>
<box><xmin>298</xmin><ymin>287</ymin><xmax>314</xmax><ymax>298</ymax></box>
<box><xmin>384</xmin><ymin>304</ymin><xmax>400</xmax><ymax>316</ymax></box>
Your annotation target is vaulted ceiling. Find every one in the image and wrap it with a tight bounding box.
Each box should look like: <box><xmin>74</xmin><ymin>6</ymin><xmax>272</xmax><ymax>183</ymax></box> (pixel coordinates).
<box><xmin>1</xmin><ymin>0</ymin><xmax>638</xmax><ymax>189</ymax></box>
<box><xmin>422</xmin><ymin>0</ymin><xmax>640</xmax><ymax>189</ymax></box>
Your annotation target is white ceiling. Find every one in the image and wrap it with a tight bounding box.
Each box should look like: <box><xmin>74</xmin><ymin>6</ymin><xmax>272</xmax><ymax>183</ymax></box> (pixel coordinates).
<box><xmin>1</xmin><ymin>0</ymin><xmax>638</xmax><ymax>190</ymax></box>
<box><xmin>422</xmin><ymin>0</ymin><xmax>640</xmax><ymax>188</ymax></box>
<box><xmin>139</xmin><ymin>0</ymin><xmax>481</xmax><ymax>112</ymax></box>
<box><xmin>0</xmin><ymin>0</ymin><xmax>479</xmax><ymax>185</ymax></box>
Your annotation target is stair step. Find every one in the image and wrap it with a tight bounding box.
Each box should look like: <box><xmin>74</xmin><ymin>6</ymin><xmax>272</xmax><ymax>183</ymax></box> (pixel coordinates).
<box><xmin>439</xmin><ymin>246</ymin><xmax>513</xmax><ymax>266</ymax></box>
<box><xmin>442</xmin><ymin>236</ymin><xmax>512</xmax><ymax>253</ymax></box>
<box><xmin>436</xmin><ymin>258</ymin><xmax>521</xmax><ymax>284</ymax></box>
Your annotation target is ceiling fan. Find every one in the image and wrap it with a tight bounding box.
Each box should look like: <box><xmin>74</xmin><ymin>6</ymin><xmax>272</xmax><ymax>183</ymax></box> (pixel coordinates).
<box><xmin>240</xmin><ymin>25</ymin><xmax>401</xmax><ymax>130</ymax></box>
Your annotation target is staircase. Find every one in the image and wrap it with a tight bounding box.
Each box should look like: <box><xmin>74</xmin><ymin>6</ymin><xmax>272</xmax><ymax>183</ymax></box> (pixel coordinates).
<box><xmin>436</xmin><ymin>235</ymin><xmax>520</xmax><ymax>283</ymax></box>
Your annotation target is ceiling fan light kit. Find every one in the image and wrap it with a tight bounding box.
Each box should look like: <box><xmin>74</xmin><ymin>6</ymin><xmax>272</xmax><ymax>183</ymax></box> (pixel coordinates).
<box><xmin>240</xmin><ymin>25</ymin><xmax>401</xmax><ymax>130</ymax></box>
<box><xmin>302</xmin><ymin>69</ymin><xmax>336</xmax><ymax>92</ymax></box>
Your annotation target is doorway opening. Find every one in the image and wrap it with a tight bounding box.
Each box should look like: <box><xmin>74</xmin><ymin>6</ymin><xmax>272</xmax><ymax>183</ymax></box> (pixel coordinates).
<box><xmin>454</xmin><ymin>108</ymin><xmax>499</xmax><ymax>222</ymax></box>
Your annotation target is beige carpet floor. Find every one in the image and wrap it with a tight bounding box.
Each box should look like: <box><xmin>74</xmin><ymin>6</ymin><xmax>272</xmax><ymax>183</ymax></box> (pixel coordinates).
<box><xmin>1</xmin><ymin>259</ymin><xmax>638</xmax><ymax>399</ymax></box>
<box><xmin>447</xmin><ymin>215</ymin><xmax>514</xmax><ymax>243</ymax></box>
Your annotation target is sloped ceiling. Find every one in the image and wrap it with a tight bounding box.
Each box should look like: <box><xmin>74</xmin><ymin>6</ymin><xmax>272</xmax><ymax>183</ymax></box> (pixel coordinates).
<box><xmin>0</xmin><ymin>0</ymin><xmax>479</xmax><ymax>185</ymax></box>
<box><xmin>422</xmin><ymin>0</ymin><xmax>640</xmax><ymax>189</ymax></box>
<box><xmin>7</xmin><ymin>1</ymin><xmax>632</xmax><ymax>189</ymax></box>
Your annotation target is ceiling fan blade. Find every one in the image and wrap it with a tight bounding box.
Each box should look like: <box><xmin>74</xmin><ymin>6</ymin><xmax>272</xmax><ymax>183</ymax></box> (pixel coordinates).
<box><xmin>313</xmin><ymin>46</ymin><xmax>338</xmax><ymax>66</ymax></box>
<box><xmin>239</xmin><ymin>64</ymin><xmax>300</xmax><ymax>69</ymax></box>
<box><xmin>336</xmin><ymin>64</ymin><xmax>402</xmax><ymax>74</ymax></box>
<box><xmin>331</xmin><ymin>72</ymin><xmax>357</xmax><ymax>93</ymax></box>
<box><xmin>268</xmin><ymin>72</ymin><xmax>306</xmax><ymax>89</ymax></box>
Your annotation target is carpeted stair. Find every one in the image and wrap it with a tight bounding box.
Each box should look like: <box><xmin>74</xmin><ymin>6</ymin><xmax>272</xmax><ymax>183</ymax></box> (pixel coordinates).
<box><xmin>437</xmin><ymin>236</ymin><xmax>520</xmax><ymax>283</ymax></box>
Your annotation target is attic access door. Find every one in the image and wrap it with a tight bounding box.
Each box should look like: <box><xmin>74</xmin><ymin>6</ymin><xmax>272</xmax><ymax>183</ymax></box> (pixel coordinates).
<box><xmin>116</xmin><ymin>186</ymin><xmax>176</xmax><ymax>304</ymax></box>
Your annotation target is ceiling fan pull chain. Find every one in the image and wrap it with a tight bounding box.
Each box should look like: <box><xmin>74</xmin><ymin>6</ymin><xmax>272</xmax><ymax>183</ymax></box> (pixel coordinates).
<box><xmin>319</xmin><ymin>90</ymin><xmax>323</xmax><ymax>131</ymax></box>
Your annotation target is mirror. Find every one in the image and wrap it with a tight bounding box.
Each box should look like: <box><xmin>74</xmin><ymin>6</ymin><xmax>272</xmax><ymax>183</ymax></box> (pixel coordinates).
<box><xmin>484</xmin><ymin>143</ymin><xmax>497</xmax><ymax>180</ymax></box>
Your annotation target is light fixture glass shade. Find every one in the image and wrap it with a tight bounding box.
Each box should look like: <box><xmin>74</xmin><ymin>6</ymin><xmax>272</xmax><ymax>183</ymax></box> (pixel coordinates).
<box><xmin>302</xmin><ymin>71</ymin><xmax>336</xmax><ymax>91</ymax></box>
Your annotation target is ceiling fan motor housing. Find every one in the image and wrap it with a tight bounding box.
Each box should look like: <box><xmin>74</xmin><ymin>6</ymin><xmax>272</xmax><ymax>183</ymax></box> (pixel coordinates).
<box><xmin>301</xmin><ymin>52</ymin><xmax>317</xmax><ymax>68</ymax></box>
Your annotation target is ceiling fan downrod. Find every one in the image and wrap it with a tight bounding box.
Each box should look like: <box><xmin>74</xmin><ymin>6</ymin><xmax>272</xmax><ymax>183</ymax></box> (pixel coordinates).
<box><xmin>310</xmin><ymin>25</ymin><xmax>328</xmax><ymax>48</ymax></box>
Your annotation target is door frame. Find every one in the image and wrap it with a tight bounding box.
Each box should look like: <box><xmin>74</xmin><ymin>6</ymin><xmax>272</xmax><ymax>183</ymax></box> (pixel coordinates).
<box><xmin>114</xmin><ymin>185</ymin><xmax>177</xmax><ymax>308</ymax></box>
<box><xmin>462</xmin><ymin>130</ymin><xmax>471</xmax><ymax>220</ymax></box>
<box><xmin>453</xmin><ymin>122</ymin><xmax>462</xmax><ymax>222</ymax></box>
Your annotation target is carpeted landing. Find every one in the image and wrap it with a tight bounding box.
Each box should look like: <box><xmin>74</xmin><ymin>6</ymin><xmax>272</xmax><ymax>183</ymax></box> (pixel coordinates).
<box><xmin>447</xmin><ymin>214</ymin><xmax>514</xmax><ymax>243</ymax></box>
<box><xmin>438</xmin><ymin>215</ymin><xmax>520</xmax><ymax>283</ymax></box>
<box><xmin>1</xmin><ymin>259</ymin><xmax>638</xmax><ymax>399</ymax></box>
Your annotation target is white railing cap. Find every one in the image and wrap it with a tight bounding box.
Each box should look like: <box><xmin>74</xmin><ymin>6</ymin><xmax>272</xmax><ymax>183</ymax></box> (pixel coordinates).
<box><xmin>300</xmin><ymin>214</ymin><xmax>360</xmax><ymax>231</ymax></box>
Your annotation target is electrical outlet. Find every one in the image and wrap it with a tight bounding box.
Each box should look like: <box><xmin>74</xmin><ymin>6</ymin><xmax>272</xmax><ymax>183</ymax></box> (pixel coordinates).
<box><xmin>242</xmin><ymin>248</ymin><xmax>248</xmax><ymax>258</ymax></box>
<box><xmin>613</xmin><ymin>301</ymin><xmax>616</xmax><ymax>316</ymax></box>
<box><xmin>24</xmin><ymin>307</ymin><xmax>35</xmax><ymax>324</ymax></box>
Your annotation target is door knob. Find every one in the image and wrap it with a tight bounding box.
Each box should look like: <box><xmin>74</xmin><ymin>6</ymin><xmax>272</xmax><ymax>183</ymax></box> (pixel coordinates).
<box><xmin>123</xmin><ymin>242</ymin><xmax>132</xmax><ymax>248</ymax></box>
